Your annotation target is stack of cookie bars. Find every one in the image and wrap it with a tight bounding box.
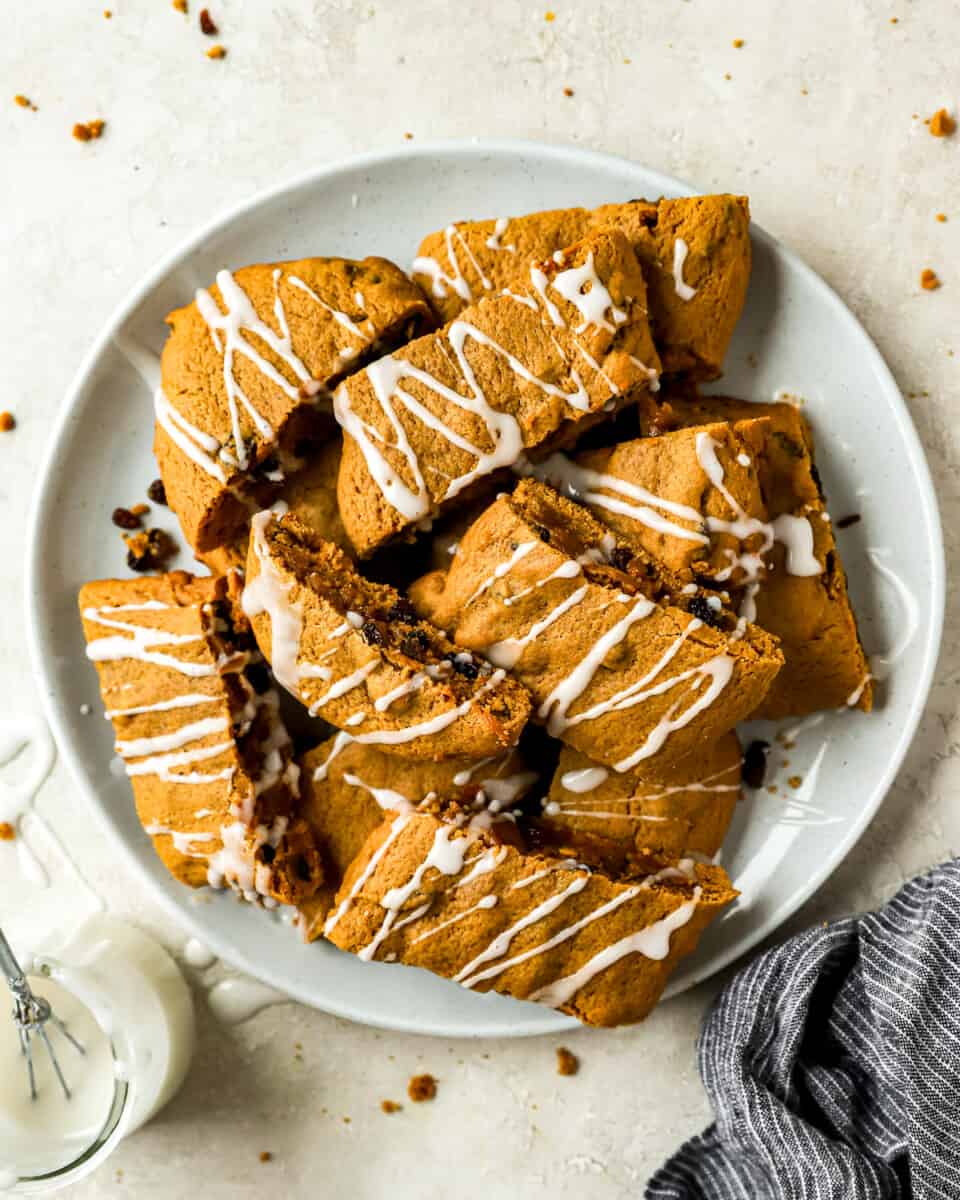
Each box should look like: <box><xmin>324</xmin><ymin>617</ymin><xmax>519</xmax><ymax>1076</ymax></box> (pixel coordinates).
<box><xmin>78</xmin><ymin>195</ymin><xmax>871</xmax><ymax>1027</ymax></box>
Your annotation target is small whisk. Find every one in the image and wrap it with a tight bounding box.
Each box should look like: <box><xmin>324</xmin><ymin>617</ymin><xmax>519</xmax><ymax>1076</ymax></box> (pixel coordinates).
<box><xmin>0</xmin><ymin>925</ymin><xmax>85</xmax><ymax>1101</ymax></box>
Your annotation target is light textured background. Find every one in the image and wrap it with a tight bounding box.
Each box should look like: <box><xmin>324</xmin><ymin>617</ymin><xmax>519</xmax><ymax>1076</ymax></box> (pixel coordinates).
<box><xmin>2</xmin><ymin>1</ymin><xmax>958</xmax><ymax>1195</ymax></box>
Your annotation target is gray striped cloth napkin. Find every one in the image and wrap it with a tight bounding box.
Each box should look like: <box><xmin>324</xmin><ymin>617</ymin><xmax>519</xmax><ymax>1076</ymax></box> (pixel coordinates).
<box><xmin>647</xmin><ymin>858</ymin><xmax>960</xmax><ymax>1199</ymax></box>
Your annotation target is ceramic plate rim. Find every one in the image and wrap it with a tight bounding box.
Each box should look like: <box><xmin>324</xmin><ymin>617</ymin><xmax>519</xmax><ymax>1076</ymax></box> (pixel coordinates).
<box><xmin>25</xmin><ymin>138</ymin><xmax>945</xmax><ymax>1038</ymax></box>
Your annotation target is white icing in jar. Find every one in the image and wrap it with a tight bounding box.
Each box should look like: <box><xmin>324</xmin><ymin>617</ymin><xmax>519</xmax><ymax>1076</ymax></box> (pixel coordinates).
<box><xmin>0</xmin><ymin>916</ymin><xmax>196</xmax><ymax>1191</ymax></box>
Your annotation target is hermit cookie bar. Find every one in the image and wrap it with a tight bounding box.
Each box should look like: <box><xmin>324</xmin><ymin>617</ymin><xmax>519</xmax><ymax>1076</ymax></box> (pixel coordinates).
<box><xmin>241</xmin><ymin>512</ymin><xmax>532</xmax><ymax>759</ymax></box>
<box><xmin>295</xmin><ymin>738</ymin><xmax>536</xmax><ymax>939</ymax></box>
<box><xmin>156</xmin><ymin>256</ymin><xmax>432</xmax><ymax>554</ymax></box>
<box><xmin>324</xmin><ymin>809</ymin><xmax>737</xmax><ymax>1027</ymax></box>
<box><xmin>335</xmin><ymin>228</ymin><xmax>662</xmax><ymax>558</ymax></box>
<box><xmin>542</xmin><ymin>733</ymin><xmax>742</xmax><ymax>861</ymax></box>
<box><xmin>667</xmin><ymin>391</ymin><xmax>872</xmax><ymax>717</ymax></box>
<box><xmin>413</xmin><ymin>195</ymin><xmax>751</xmax><ymax>378</ymax></box>
<box><xmin>525</xmin><ymin>418</ymin><xmax>771</xmax><ymax>586</ymax></box>
<box><xmin>78</xmin><ymin>571</ymin><xmax>322</xmax><ymax>907</ymax></box>
<box><xmin>418</xmin><ymin>479</ymin><xmax>783</xmax><ymax>771</ymax></box>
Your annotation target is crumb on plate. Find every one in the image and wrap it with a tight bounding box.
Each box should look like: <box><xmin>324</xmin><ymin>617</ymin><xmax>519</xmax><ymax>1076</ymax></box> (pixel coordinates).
<box><xmin>921</xmin><ymin>268</ymin><xmax>941</xmax><ymax>290</ymax></box>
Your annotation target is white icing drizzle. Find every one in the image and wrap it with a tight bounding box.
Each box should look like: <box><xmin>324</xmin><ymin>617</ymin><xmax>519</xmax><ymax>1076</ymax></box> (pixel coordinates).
<box><xmin>373</xmin><ymin>672</ymin><xmax>428</xmax><ymax>712</ymax></box>
<box><xmin>242</xmin><ymin>511</ymin><xmax>304</xmax><ymax>694</ymax></box>
<box><xmin>287</xmin><ymin>274</ymin><xmax>370</xmax><ymax>345</ymax></box>
<box><xmin>503</xmin><ymin>559</ymin><xmax>582</xmax><ymax>607</ymax></box>
<box><xmin>485</xmin><ymin>217</ymin><xmax>516</xmax><ymax>253</ymax></box>
<box><xmin>770</xmin><ymin>514</ymin><xmax>822</xmax><ymax>577</ymax></box>
<box><xmin>143</xmin><ymin>821</ymin><xmax>217</xmax><ymax>855</ymax></box>
<box><xmin>465</xmin><ymin>540</ymin><xmax>539</xmax><ymax>607</ymax></box>
<box><xmin>115</xmin><ymin>716</ymin><xmax>229</xmax><ymax>759</ymax></box>
<box><xmin>548</xmin><ymin>253</ymin><xmax>627</xmax><ymax>334</ymax></box>
<box><xmin>154</xmin><ymin>387</ymin><xmax>227</xmax><ymax>483</ymax></box>
<box><xmin>194</xmin><ymin>268</ymin><xmax>313</xmax><ymax>471</ymax></box>
<box><xmin>307</xmin><ymin>660</ymin><xmax>376</xmax><ymax>717</ymax></box>
<box><xmin>530</xmin><ymin>892</ymin><xmax>701</xmax><ymax>1007</ymax></box>
<box><xmin>614</xmin><ymin>657</ymin><xmax>734</xmax><ymax>771</ymax></box>
<box><xmin>454</xmin><ymin>845</ymin><xmax>508</xmax><ymax>889</ymax></box>
<box><xmin>413</xmin><ymin>225</ymin><xmax>492</xmax><ymax>302</ymax></box>
<box><xmin>410</xmin><ymin>893</ymin><xmax>498</xmax><ymax>944</ymax></box>
<box><xmin>357</xmin><ymin>822</ymin><xmax>474</xmax><ymax>961</ymax></box>
<box><xmin>559</xmin><ymin>766</ymin><xmax>610</xmax><ymax>793</ymax></box>
<box><xmin>311</xmin><ymin>671</ymin><xmax>511</xmax><ymax>781</ymax></box>
<box><xmin>867</xmin><ymin>547</ymin><xmax>920</xmax><ymax>677</ymax></box>
<box><xmin>84</xmin><ymin>606</ymin><xmax>219</xmax><ymax>678</ymax></box>
<box><xmin>124</xmin><ymin>740</ymin><xmax>234</xmax><ymax>784</ymax></box>
<box><xmin>672</xmin><ymin>238</ymin><xmax>697</xmax><ymax>301</ymax></box>
<box><xmin>333</xmin><ymin>312</ymin><xmax>593</xmax><ymax>520</ymax></box>
<box><xmin>486</xmin><ymin>584</ymin><xmax>590</xmax><ymax>669</ymax></box>
<box><xmin>454</xmin><ymin>872</ymin><xmax>590</xmax><ymax>983</ymax></box>
<box><xmin>522</xmin><ymin>452</ymin><xmax>708</xmax><ymax>545</ymax></box>
<box><xmin>538</xmin><ymin>595</ymin><xmax>657</xmax><ymax>733</ymax></box>
<box><xmin>104</xmin><ymin>692</ymin><xmax>219</xmax><ymax>719</ymax></box>
<box><xmin>324</xmin><ymin>814</ymin><xmax>412</xmax><ymax>936</ymax></box>
<box><xmin>343</xmin><ymin>772</ymin><xmax>415</xmax><ymax>813</ymax></box>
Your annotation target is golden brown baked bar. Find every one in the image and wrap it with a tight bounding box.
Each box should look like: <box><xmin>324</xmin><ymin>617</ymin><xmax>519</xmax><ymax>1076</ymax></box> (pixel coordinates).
<box><xmin>418</xmin><ymin>479</ymin><xmax>782</xmax><ymax>771</ymax></box>
<box><xmin>666</xmin><ymin>392</ymin><xmax>872</xmax><ymax>716</ymax></box>
<box><xmin>241</xmin><ymin>512</ymin><xmax>532</xmax><ymax>758</ymax></box>
<box><xmin>157</xmin><ymin>256</ymin><xmax>433</xmax><ymax>554</ymax></box>
<box><xmin>542</xmin><ymin>733</ymin><xmax>741</xmax><ymax>860</ymax></box>
<box><xmin>295</xmin><ymin>738</ymin><xmax>536</xmax><ymax>939</ymax></box>
<box><xmin>78</xmin><ymin>571</ymin><xmax>322</xmax><ymax>906</ymax></box>
<box><xmin>524</xmin><ymin>418</ymin><xmax>771</xmax><ymax>585</ymax></box>
<box><xmin>335</xmin><ymin>229</ymin><xmax>662</xmax><ymax>558</ymax></box>
<box><xmin>324</xmin><ymin>808</ymin><xmax>737</xmax><ymax>1027</ymax></box>
<box><xmin>413</xmin><ymin>195</ymin><xmax>751</xmax><ymax>378</ymax></box>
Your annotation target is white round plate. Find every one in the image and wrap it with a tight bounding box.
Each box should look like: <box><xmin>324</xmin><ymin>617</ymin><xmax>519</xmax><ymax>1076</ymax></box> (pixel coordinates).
<box><xmin>27</xmin><ymin>140</ymin><xmax>944</xmax><ymax>1038</ymax></box>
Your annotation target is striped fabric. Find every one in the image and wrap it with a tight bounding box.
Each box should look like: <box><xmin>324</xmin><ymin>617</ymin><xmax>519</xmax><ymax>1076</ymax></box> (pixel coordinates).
<box><xmin>648</xmin><ymin>859</ymin><xmax>960</xmax><ymax>1200</ymax></box>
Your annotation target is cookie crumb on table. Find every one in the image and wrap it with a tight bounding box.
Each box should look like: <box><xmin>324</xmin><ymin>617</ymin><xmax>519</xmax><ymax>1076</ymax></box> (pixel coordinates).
<box><xmin>206</xmin><ymin>44</ymin><xmax>227</xmax><ymax>59</ymax></box>
<box><xmin>920</xmin><ymin>268</ymin><xmax>941</xmax><ymax>291</ymax></box>
<box><xmin>544</xmin><ymin>10</ymin><xmax>555</xmax><ymax>20</ymax></box>
<box><xmin>199</xmin><ymin>8</ymin><xmax>218</xmax><ymax>34</ymax></box>
<box><xmin>787</xmin><ymin>775</ymin><xmax>803</xmax><ymax>790</ymax></box>
<box><xmin>14</xmin><ymin>94</ymin><xmax>37</xmax><ymax>111</ymax></box>
<box><xmin>556</xmin><ymin>1047</ymin><xmax>579</xmax><ymax>1076</ymax></box>
<box><xmin>732</xmin><ymin>38</ymin><xmax>744</xmax><ymax>47</ymax></box>
<box><xmin>929</xmin><ymin>108</ymin><xmax>956</xmax><ymax>137</ymax></box>
<box><xmin>408</xmin><ymin>1074</ymin><xmax>437</xmax><ymax>1102</ymax></box>
<box><xmin>403</xmin><ymin>131</ymin><xmax>414</xmax><ymax>140</ymax></box>
<box><xmin>563</xmin><ymin>86</ymin><xmax>574</xmax><ymax>97</ymax></box>
<box><xmin>173</xmin><ymin>0</ymin><xmax>187</xmax><ymax>11</ymax></box>
<box><xmin>0</xmin><ymin>822</ymin><xmax>15</xmax><ymax>842</ymax></box>
<box><xmin>258</xmin><ymin>1151</ymin><xmax>272</xmax><ymax>1164</ymax></box>
<box><xmin>381</xmin><ymin>1099</ymin><xmax>402</xmax><ymax>1114</ymax></box>
<box><xmin>73</xmin><ymin>119</ymin><xmax>105</xmax><ymax>142</ymax></box>
<box><xmin>0</xmin><ymin>412</ymin><xmax>15</xmax><ymax>432</ymax></box>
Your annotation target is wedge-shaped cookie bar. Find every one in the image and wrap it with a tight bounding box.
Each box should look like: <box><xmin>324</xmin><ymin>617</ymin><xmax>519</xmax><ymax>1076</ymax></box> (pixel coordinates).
<box><xmin>157</xmin><ymin>256</ymin><xmax>433</xmax><ymax>554</ymax></box>
<box><xmin>542</xmin><ymin>733</ymin><xmax>741</xmax><ymax>861</ymax></box>
<box><xmin>78</xmin><ymin>571</ymin><xmax>322</xmax><ymax>907</ymax></box>
<box><xmin>295</xmin><ymin>738</ymin><xmax>537</xmax><ymax>938</ymax></box>
<box><xmin>335</xmin><ymin>229</ymin><xmax>662</xmax><ymax>557</ymax></box>
<box><xmin>523</xmin><ymin>418</ymin><xmax>771</xmax><ymax>586</ymax></box>
<box><xmin>241</xmin><ymin>512</ymin><xmax>531</xmax><ymax>758</ymax></box>
<box><xmin>413</xmin><ymin>195</ymin><xmax>751</xmax><ymax>378</ymax></box>
<box><xmin>667</xmin><ymin>391</ymin><xmax>872</xmax><ymax>716</ymax></box>
<box><xmin>324</xmin><ymin>808</ymin><xmax>737</xmax><ymax>1027</ymax></box>
<box><xmin>420</xmin><ymin>480</ymin><xmax>782</xmax><ymax>771</ymax></box>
